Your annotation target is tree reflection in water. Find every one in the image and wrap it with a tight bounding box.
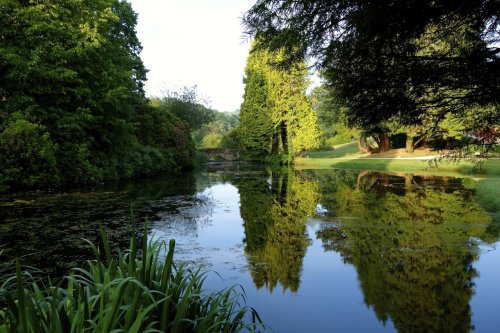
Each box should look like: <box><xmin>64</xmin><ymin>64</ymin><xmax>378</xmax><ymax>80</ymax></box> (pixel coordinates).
<box><xmin>315</xmin><ymin>171</ymin><xmax>492</xmax><ymax>333</ymax></box>
<box><xmin>235</xmin><ymin>169</ymin><xmax>318</xmax><ymax>292</ymax></box>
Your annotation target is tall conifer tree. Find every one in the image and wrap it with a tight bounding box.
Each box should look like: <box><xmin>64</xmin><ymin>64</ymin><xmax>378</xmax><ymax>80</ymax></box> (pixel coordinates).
<box><xmin>239</xmin><ymin>40</ymin><xmax>320</xmax><ymax>162</ymax></box>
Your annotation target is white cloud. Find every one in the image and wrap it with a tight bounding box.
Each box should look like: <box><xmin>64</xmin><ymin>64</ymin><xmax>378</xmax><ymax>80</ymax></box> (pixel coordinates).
<box><xmin>128</xmin><ymin>0</ymin><xmax>253</xmax><ymax>111</ymax></box>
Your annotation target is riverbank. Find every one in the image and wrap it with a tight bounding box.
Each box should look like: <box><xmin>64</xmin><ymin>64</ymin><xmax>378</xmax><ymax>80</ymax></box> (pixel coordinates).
<box><xmin>295</xmin><ymin>143</ymin><xmax>500</xmax><ymax>177</ymax></box>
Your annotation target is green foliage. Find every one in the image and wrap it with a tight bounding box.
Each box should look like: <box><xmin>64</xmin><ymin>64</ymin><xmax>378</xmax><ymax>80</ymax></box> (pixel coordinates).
<box><xmin>133</xmin><ymin>102</ymin><xmax>194</xmax><ymax>174</ymax></box>
<box><xmin>0</xmin><ymin>1</ymin><xmax>193</xmax><ymax>190</ymax></box>
<box><xmin>200</xmin><ymin>132</ymin><xmax>223</xmax><ymax>148</ymax></box>
<box><xmin>0</xmin><ymin>117</ymin><xmax>58</xmax><ymax>188</ymax></box>
<box><xmin>243</xmin><ymin>0</ymin><xmax>500</xmax><ymax>152</ymax></box>
<box><xmin>193</xmin><ymin>112</ymin><xmax>240</xmax><ymax>149</ymax></box>
<box><xmin>0</xmin><ymin>226</ymin><xmax>263</xmax><ymax>333</ymax></box>
<box><xmin>238</xmin><ymin>47</ymin><xmax>274</xmax><ymax>159</ymax></box>
<box><xmin>323</xmin><ymin>131</ymin><xmax>357</xmax><ymax>147</ymax></box>
<box><xmin>310</xmin><ymin>85</ymin><xmax>360</xmax><ymax>147</ymax></box>
<box><xmin>238</xmin><ymin>40</ymin><xmax>320</xmax><ymax>162</ymax></box>
<box><xmin>159</xmin><ymin>86</ymin><xmax>216</xmax><ymax>132</ymax></box>
<box><xmin>243</xmin><ymin>0</ymin><xmax>499</xmax><ymax>125</ymax></box>
<box><xmin>220</xmin><ymin>128</ymin><xmax>243</xmax><ymax>150</ymax></box>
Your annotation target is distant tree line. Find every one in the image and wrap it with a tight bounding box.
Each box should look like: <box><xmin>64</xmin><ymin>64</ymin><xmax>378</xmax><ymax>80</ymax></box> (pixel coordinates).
<box><xmin>153</xmin><ymin>85</ymin><xmax>240</xmax><ymax>150</ymax></box>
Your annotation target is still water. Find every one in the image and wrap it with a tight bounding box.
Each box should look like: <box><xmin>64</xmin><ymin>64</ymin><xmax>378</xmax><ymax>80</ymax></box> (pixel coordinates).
<box><xmin>1</xmin><ymin>164</ymin><xmax>499</xmax><ymax>333</ymax></box>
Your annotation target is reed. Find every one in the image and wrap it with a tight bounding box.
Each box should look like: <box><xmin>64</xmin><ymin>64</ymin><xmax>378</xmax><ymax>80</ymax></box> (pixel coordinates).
<box><xmin>0</xmin><ymin>225</ymin><xmax>262</xmax><ymax>333</ymax></box>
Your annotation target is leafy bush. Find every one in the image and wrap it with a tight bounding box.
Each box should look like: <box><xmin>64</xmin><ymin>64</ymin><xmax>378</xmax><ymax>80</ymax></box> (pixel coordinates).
<box><xmin>200</xmin><ymin>132</ymin><xmax>223</xmax><ymax>148</ymax></box>
<box><xmin>0</xmin><ymin>226</ymin><xmax>263</xmax><ymax>333</ymax></box>
<box><xmin>220</xmin><ymin>129</ymin><xmax>243</xmax><ymax>150</ymax></box>
<box><xmin>0</xmin><ymin>118</ymin><xmax>59</xmax><ymax>189</ymax></box>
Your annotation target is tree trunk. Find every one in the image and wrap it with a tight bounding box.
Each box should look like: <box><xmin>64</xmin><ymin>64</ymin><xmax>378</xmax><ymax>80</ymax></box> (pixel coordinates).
<box><xmin>406</xmin><ymin>135</ymin><xmax>414</xmax><ymax>153</ymax></box>
<box><xmin>378</xmin><ymin>133</ymin><xmax>390</xmax><ymax>152</ymax></box>
<box><xmin>271</xmin><ymin>131</ymin><xmax>279</xmax><ymax>156</ymax></box>
<box><xmin>358</xmin><ymin>137</ymin><xmax>369</xmax><ymax>153</ymax></box>
<box><xmin>280</xmin><ymin>121</ymin><xmax>289</xmax><ymax>155</ymax></box>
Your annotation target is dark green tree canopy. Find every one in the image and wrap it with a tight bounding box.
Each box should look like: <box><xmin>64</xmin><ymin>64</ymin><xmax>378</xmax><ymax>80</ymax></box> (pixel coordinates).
<box><xmin>243</xmin><ymin>0</ymin><xmax>499</xmax><ymax>133</ymax></box>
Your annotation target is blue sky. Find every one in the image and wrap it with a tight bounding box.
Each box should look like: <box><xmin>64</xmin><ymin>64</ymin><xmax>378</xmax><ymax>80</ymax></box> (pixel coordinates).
<box><xmin>128</xmin><ymin>0</ymin><xmax>254</xmax><ymax>112</ymax></box>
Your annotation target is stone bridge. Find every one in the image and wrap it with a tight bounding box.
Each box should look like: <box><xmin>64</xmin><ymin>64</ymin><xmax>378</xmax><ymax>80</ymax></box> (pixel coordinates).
<box><xmin>200</xmin><ymin>148</ymin><xmax>240</xmax><ymax>161</ymax></box>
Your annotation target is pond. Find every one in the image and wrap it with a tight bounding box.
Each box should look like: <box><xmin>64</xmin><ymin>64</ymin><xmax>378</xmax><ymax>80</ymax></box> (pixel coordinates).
<box><xmin>1</xmin><ymin>164</ymin><xmax>499</xmax><ymax>333</ymax></box>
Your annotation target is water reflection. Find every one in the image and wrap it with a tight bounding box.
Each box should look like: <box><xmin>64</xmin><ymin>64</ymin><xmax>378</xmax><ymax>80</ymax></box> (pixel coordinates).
<box><xmin>1</xmin><ymin>166</ymin><xmax>499</xmax><ymax>333</ymax></box>
<box><xmin>234</xmin><ymin>170</ymin><xmax>318</xmax><ymax>292</ymax></box>
<box><xmin>0</xmin><ymin>172</ymin><xmax>199</xmax><ymax>275</ymax></box>
<box><xmin>314</xmin><ymin>171</ymin><xmax>493</xmax><ymax>333</ymax></box>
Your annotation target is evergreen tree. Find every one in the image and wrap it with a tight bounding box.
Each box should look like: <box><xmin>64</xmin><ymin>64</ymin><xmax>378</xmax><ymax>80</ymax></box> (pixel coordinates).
<box><xmin>239</xmin><ymin>40</ymin><xmax>320</xmax><ymax>162</ymax></box>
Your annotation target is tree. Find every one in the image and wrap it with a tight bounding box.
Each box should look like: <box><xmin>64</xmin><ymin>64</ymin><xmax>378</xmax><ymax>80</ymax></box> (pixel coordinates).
<box><xmin>159</xmin><ymin>86</ymin><xmax>216</xmax><ymax>132</ymax></box>
<box><xmin>239</xmin><ymin>43</ymin><xmax>276</xmax><ymax>159</ymax></box>
<box><xmin>192</xmin><ymin>111</ymin><xmax>239</xmax><ymax>149</ymax></box>
<box><xmin>239</xmin><ymin>40</ymin><xmax>320</xmax><ymax>162</ymax></box>
<box><xmin>243</xmin><ymin>0</ymin><xmax>500</xmax><ymax>149</ymax></box>
<box><xmin>0</xmin><ymin>117</ymin><xmax>58</xmax><ymax>187</ymax></box>
<box><xmin>311</xmin><ymin>84</ymin><xmax>361</xmax><ymax>147</ymax></box>
<box><xmin>0</xmin><ymin>0</ymin><xmax>193</xmax><ymax>190</ymax></box>
<box><xmin>132</xmin><ymin>101</ymin><xmax>194</xmax><ymax>174</ymax></box>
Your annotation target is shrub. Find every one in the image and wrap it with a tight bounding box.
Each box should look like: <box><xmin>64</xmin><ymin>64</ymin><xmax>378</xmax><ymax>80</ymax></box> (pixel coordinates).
<box><xmin>0</xmin><ymin>118</ymin><xmax>59</xmax><ymax>189</ymax></box>
<box><xmin>220</xmin><ymin>129</ymin><xmax>242</xmax><ymax>150</ymax></box>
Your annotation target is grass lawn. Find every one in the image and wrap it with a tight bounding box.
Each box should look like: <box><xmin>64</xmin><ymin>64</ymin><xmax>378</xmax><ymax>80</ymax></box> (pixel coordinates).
<box><xmin>296</xmin><ymin>142</ymin><xmax>500</xmax><ymax>177</ymax></box>
<box><xmin>306</xmin><ymin>142</ymin><xmax>362</xmax><ymax>158</ymax></box>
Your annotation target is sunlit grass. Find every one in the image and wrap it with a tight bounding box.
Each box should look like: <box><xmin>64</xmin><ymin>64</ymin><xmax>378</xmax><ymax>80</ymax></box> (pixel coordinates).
<box><xmin>297</xmin><ymin>147</ymin><xmax>500</xmax><ymax>177</ymax></box>
<box><xmin>0</xmin><ymin>225</ymin><xmax>263</xmax><ymax>333</ymax></box>
<box><xmin>306</xmin><ymin>142</ymin><xmax>361</xmax><ymax>158</ymax></box>
<box><xmin>475</xmin><ymin>178</ymin><xmax>500</xmax><ymax>221</ymax></box>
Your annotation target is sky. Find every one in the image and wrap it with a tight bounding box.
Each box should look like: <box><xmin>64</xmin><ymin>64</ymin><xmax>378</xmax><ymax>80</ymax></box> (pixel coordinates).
<box><xmin>128</xmin><ymin>0</ymin><xmax>255</xmax><ymax>112</ymax></box>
